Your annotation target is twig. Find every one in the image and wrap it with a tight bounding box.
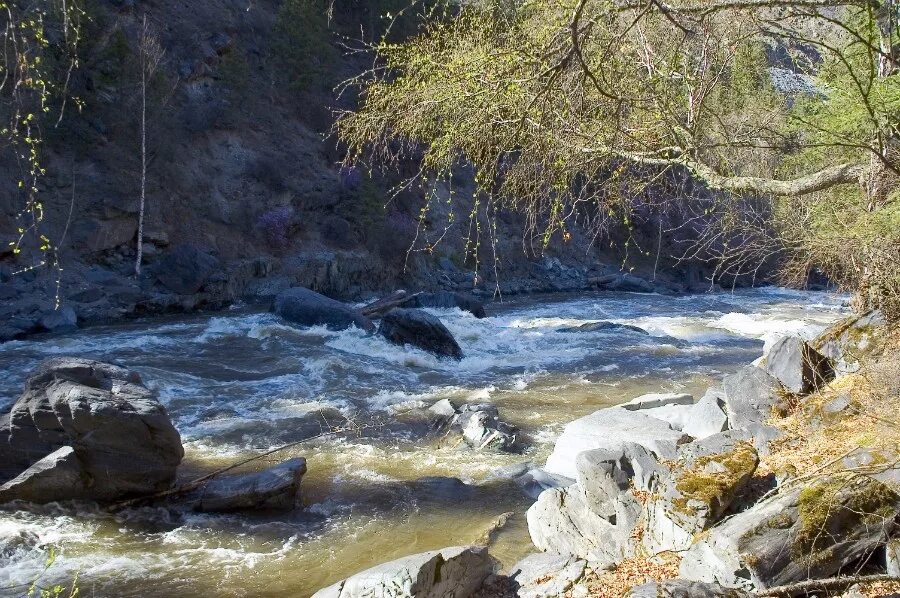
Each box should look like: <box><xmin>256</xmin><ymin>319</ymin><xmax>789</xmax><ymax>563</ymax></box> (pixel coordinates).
<box><xmin>757</xmin><ymin>574</ymin><xmax>900</xmax><ymax>597</ymax></box>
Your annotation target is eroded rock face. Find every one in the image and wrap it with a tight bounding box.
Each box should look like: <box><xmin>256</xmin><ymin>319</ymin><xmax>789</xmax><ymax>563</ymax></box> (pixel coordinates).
<box><xmin>311</xmin><ymin>545</ymin><xmax>497</xmax><ymax>598</ymax></box>
<box><xmin>379</xmin><ymin>308</ymin><xmax>463</xmax><ymax>359</ymax></box>
<box><xmin>722</xmin><ymin>366</ymin><xmax>785</xmax><ymax>430</ymax></box>
<box><xmin>813</xmin><ymin>311</ymin><xmax>886</xmax><ymax>376</ymax></box>
<box><xmin>274</xmin><ymin>287</ymin><xmax>374</xmax><ymax>332</ymax></box>
<box><xmin>763</xmin><ymin>336</ymin><xmax>834</xmax><ymax>394</ymax></box>
<box><xmin>627</xmin><ymin>580</ymin><xmax>751</xmax><ymax>598</ymax></box>
<box><xmin>679</xmin><ymin>475</ymin><xmax>900</xmax><ymax>590</ymax></box>
<box><xmin>643</xmin><ymin>433</ymin><xmax>759</xmax><ymax>554</ymax></box>
<box><xmin>0</xmin><ymin>358</ymin><xmax>183</xmax><ymax>503</ymax></box>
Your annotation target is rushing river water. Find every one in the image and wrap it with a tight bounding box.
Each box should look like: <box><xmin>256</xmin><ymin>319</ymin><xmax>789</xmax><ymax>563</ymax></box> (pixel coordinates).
<box><xmin>0</xmin><ymin>288</ymin><xmax>848</xmax><ymax>597</ymax></box>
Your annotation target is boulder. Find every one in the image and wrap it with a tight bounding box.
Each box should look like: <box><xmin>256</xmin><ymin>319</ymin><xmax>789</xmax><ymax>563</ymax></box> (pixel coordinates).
<box><xmin>37</xmin><ymin>306</ymin><xmax>78</xmax><ymax>334</ymax></box>
<box><xmin>379</xmin><ymin>308</ymin><xmax>463</xmax><ymax>359</ymax></box>
<box><xmin>627</xmin><ymin>580</ymin><xmax>751</xmax><ymax>598</ymax></box>
<box><xmin>510</xmin><ymin>552</ymin><xmax>588</xmax><ymax>598</ymax></box>
<box><xmin>0</xmin><ymin>358</ymin><xmax>183</xmax><ymax>503</ymax></box>
<box><xmin>813</xmin><ymin>311</ymin><xmax>886</xmax><ymax>376</ymax></box>
<box><xmin>274</xmin><ymin>287</ymin><xmax>374</xmax><ymax>332</ymax></box>
<box><xmin>411</xmin><ymin>291</ymin><xmax>486</xmax><ymax>318</ymax></box>
<box><xmin>311</xmin><ymin>545</ymin><xmax>497</xmax><ymax>598</ymax></box>
<box><xmin>763</xmin><ymin>336</ymin><xmax>834</xmax><ymax>394</ymax></box>
<box><xmin>510</xmin><ymin>467</ymin><xmax>573</xmax><ymax>499</ymax></box>
<box><xmin>679</xmin><ymin>475</ymin><xmax>900</xmax><ymax>590</ymax></box>
<box><xmin>557</xmin><ymin>321</ymin><xmax>648</xmax><ymax>335</ymax></box>
<box><xmin>191</xmin><ymin>458</ymin><xmax>306</xmax><ymax>512</ymax></box>
<box><xmin>154</xmin><ymin>244</ymin><xmax>220</xmax><ymax>295</ymax></box>
<box><xmin>600</xmin><ymin>273</ymin><xmax>656</xmax><ymax>293</ymax></box>
<box><xmin>643</xmin><ymin>433</ymin><xmax>759</xmax><ymax>554</ymax></box>
<box><xmin>722</xmin><ymin>366</ymin><xmax>785</xmax><ymax>430</ymax></box>
<box><xmin>433</xmin><ymin>402</ymin><xmax>520</xmax><ymax>452</ymax></box>
<box><xmin>545</xmin><ymin>406</ymin><xmax>689</xmax><ymax>479</ymax></box>
<box><xmin>577</xmin><ymin>443</ymin><xmax>667</xmax><ymax>502</ymax></box>
<box><xmin>526</xmin><ymin>482</ymin><xmax>636</xmax><ymax>565</ymax></box>
<box><xmin>682</xmin><ymin>390</ymin><xmax>729</xmax><ymax>440</ymax></box>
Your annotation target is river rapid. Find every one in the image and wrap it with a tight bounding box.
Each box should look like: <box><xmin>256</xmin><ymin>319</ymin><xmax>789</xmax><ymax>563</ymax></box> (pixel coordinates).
<box><xmin>0</xmin><ymin>288</ymin><xmax>848</xmax><ymax>597</ymax></box>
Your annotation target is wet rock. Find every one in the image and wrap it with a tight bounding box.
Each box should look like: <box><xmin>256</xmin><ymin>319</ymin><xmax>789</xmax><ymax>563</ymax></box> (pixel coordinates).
<box><xmin>0</xmin><ymin>528</ymin><xmax>39</xmax><ymax>559</ymax></box>
<box><xmin>556</xmin><ymin>321</ymin><xmax>648</xmax><ymax>335</ymax></box>
<box><xmin>627</xmin><ymin>580</ymin><xmax>751</xmax><ymax>598</ymax></box>
<box><xmin>763</xmin><ymin>336</ymin><xmax>834</xmax><ymax>394</ymax></box>
<box><xmin>274</xmin><ymin>287</ymin><xmax>374</xmax><ymax>332</ymax></box>
<box><xmin>191</xmin><ymin>458</ymin><xmax>306</xmax><ymax>512</ymax></box>
<box><xmin>37</xmin><ymin>306</ymin><xmax>78</xmax><ymax>334</ymax></box>
<box><xmin>510</xmin><ymin>552</ymin><xmax>588</xmax><ymax>598</ymax></box>
<box><xmin>411</xmin><ymin>291</ymin><xmax>486</xmax><ymax>318</ymax></box>
<box><xmin>683</xmin><ymin>390</ymin><xmax>729</xmax><ymax>440</ymax></box>
<box><xmin>311</xmin><ymin>545</ymin><xmax>497</xmax><ymax>598</ymax></box>
<box><xmin>679</xmin><ymin>475</ymin><xmax>900</xmax><ymax>590</ymax></box>
<box><xmin>643</xmin><ymin>433</ymin><xmax>759</xmax><ymax>554</ymax></box>
<box><xmin>0</xmin><ymin>358</ymin><xmax>183</xmax><ymax>503</ymax></box>
<box><xmin>545</xmin><ymin>405</ymin><xmax>689</xmax><ymax>479</ymax></box>
<box><xmin>722</xmin><ymin>366</ymin><xmax>785</xmax><ymax>430</ymax></box>
<box><xmin>510</xmin><ymin>467</ymin><xmax>573</xmax><ymax>499</ymax></box>
<box><xmin>379</xmin><ymin>308</ymin><xmax>463</xmax><ymax>359</ymax></box>
<box><xmin>432</xmin><ymin>401</ymin><xmax>520</xmax><ymax>452</ymax></box>
<box><xmin>404</xmin><ymin>476</ymin><xmax>477</xmax><ymax>502</ymax></box>
<box><xmin>153</xmin><ymin>244</ymin><xmax>220</xmax><ymax>295</ymax></box>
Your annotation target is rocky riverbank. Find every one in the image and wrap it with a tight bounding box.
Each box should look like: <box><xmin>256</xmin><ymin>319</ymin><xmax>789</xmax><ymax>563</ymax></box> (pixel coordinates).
<box><xmin>307</xmin><ymin>310</ymin><xmax>900</xmax><ymax>597</ymax></box>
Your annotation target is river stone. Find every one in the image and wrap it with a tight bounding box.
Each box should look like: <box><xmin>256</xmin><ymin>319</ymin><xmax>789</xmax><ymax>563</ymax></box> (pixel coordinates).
<box><xmin>274</xmin><ymin>287</ymin><xmax>374</xmax><ymax>332</ymax></box>
<box><xmin>311</xmin><ymin>545</ymin><xmax>497</xmax><ymax>598</ymax></box>
<box><xmin>545</xmin><ymin>407</ymin><xmax>689</xmax><ymax>479</ymax></box>
<box><xmin>682</xmin><ymin>389</ymin><xmax>729</xmax><ymax>440</ymax></box>
<box><xmin>627</xmin><ymin>580</ymin><xmax>751</xmax><ymax>598</ymax></box>
<box><xmin>379</xmin><ymin>308</ymin><xmax>463</xmax><ymax>360</ymax></box>
<box><xmin>193</xmin><ymin>458</ymin><xmax>306</xmax><ymax>512</ymax></box>
<box><xmin>456</xmin><ymin>406</ymin><xmax>519</xmax><ymax>451</ymax></box>
<box><xmin>0</xmin><ymin>357</ymin><xmax>183</xmax><ymax>503</ymax></box>
<box><xmin>510</xmin><ymin>552</ymin><xmax>588</xmax><ymax>598</ymax></box>
<box><xmin>763</xmin><ymin>336</ymin><xmax>834</xmax><ymax>394</ymax></box>
<box><xmin>643</xmin><ymin>433</ymin><xmax>758</xmax><ymax>554</ymax></box>
<box><xmin>722</xmin><ymin>366</ymin><xmax>785</xmax><ymax>430</ymax></box>
<box><xmin>154</xmin><ymin>244</ymin><xmax>220</xmax><ymax>295</ymax></box>
<box><xmin>679</xmin><ymin>475</ymin><xmax>900</xmax><ymax>590</ymax></box>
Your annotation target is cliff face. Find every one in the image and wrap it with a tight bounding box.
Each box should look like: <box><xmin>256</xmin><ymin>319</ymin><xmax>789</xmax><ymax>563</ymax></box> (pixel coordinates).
<box><xmin>0</xmin><ymin>0</ymin><xmax>752</xmax><ymax>340</ymax></box>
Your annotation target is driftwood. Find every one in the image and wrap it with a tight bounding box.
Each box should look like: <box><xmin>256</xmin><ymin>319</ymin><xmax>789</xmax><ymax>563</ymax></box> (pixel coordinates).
<box><xmin>360</xmin><ymin>290</ymin><xmax>421</xmax><ymax>318</ymax></box>
<box><xmin>757</xmin><ymin>574</ymin><xmax>900</xmax><ymax>597</ymax></box>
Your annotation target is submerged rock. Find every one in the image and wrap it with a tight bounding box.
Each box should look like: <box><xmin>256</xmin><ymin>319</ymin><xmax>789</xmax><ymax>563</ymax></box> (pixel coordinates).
<box><xmin>763</xmin><ymin>336</ymin><xmax>834</xmax><ymax>394</ymax></box>
<box><xmin>556</xmin><ymin>321</ymin><xmax>648</xmax><ymax>335</ymax></box>
<box><xmin>411</xmin><ymin>291</ymin><xmax>486</xmax><ymax>318</ymax></box>
<box><xmin>379</xmin><ymin>308</ymin><xmax>463</xmax><ymax>359</ymax></box>
<box><xmin>0</xmin><ymin>358</ymin><xmax>183</xmax><ymax>503</ymax></box>
<box><xmin>312</xmin><ymin>545</ymin><xmax>497</xmax><ymax>598</ymax></box>
<box><xmin>274</xmin><ymin>287</ymin><xmax>375</xmax><ymax>332</ymax></box>
<box><xmin>190</xmin><ymin>458</ymin><xmax>306</xmax><ymax>512</ymax></box>
<box><xmin>679</xmin><ymin>475</ymin><xmax>900</xmax><ymax>590</ymax></box>
<box><xmin>432</xmin><ymin>401</ymin><xmax>520</xmax><ymax>452</ymax></box>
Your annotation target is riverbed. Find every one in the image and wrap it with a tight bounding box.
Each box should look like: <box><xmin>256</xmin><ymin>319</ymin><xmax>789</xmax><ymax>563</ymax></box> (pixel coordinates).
<box><xmin>0</xmin><ymin>288</ymin><xmax>848</xmax><ymax>597</ymax></box>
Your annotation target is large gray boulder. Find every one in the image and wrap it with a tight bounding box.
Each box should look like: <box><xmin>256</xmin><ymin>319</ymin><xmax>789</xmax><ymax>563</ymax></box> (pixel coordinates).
<box><xmin>763</xmin><ymin>336</ymin><xmax>834</xmax><ymax>394</ymax></box>
<box><xmin>510</xmin><ymin>552</ymin><xmax>588</xmax><ymax>598</ymax></box>
<box><xmin>154</xmin><ymin>244</ymin><xmax>220</xmax><ymax>295</ymax></box>
<box><xmin>191</xmin><ymin>458</ymin><xmax>306</xmax><ymax>512</ymax></box>
<box><xmin>274</xmin><ymin>287</ymin><xmax>374</xmax><ymax>332</ymax></box>
<box><xmin>0</xmin><ymin>358</ymin><xmax>183</xmax><ymax>503</ymax></box>
<box><xmin>682</xmin><ymin>390</ymin><xmax>729</xmax><ymax>440</ymax></box>
<box><xmin>813</xmin><ymin>311</ymin><xmax>886</xmax><ymax>375</ymax></box>
<box><xmin>627</xmin><ymin>580</ymin><xmax>751</xmax><ymax>598</ymax></box>
<box><xmin>643</xmin><ymin>433</ymin><xmax>759</xmax><ymax>554</ymax></box>
<box><xmin>311</xmin><ymin>545</ymin><xmax>497</xmax><ymax>598</ymax></box>
<box><xmin>545</xmin><ymin>401</ymin><xmax>689</xmax><ymax>478</ymax></box>
<box><xmin>679</xmin><ymin>475</ymin><xmax>900</xmax><ymax>590</ymax></box>
<box><xmin>722</xmin><ymin>366</ymin><xmax>785</xmax><ymax>430</ymax></box>
<box><xmin>379</xmin><ymin>308</ymin><xmax>463</xmax><ymax>360</ymax></box>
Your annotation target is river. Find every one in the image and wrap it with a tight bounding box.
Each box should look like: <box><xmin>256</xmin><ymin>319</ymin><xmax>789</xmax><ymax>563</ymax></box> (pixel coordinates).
<box><xmin>0</xmin><ymin>288</ymin><xmax>848</xmax><ymax>597</ymax></box>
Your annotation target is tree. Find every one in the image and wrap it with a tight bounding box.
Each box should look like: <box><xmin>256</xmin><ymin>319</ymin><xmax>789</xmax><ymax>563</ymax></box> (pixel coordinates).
<box><xmin>135</xmin><ymin>15</ymin><xmax>164</xmax><ymax>277</ymax></box>
<box><xmin>337</xmin><ymin>0</ymin><xmax>899</xmax><ymax>310</ymax></box>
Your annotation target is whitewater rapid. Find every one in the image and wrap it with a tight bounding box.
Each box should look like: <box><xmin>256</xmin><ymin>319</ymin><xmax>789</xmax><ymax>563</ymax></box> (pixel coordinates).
<box><xmin>0</xmin><ymin>288</ymin><xmax>848</xmax><ymax>597</ymax></box>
